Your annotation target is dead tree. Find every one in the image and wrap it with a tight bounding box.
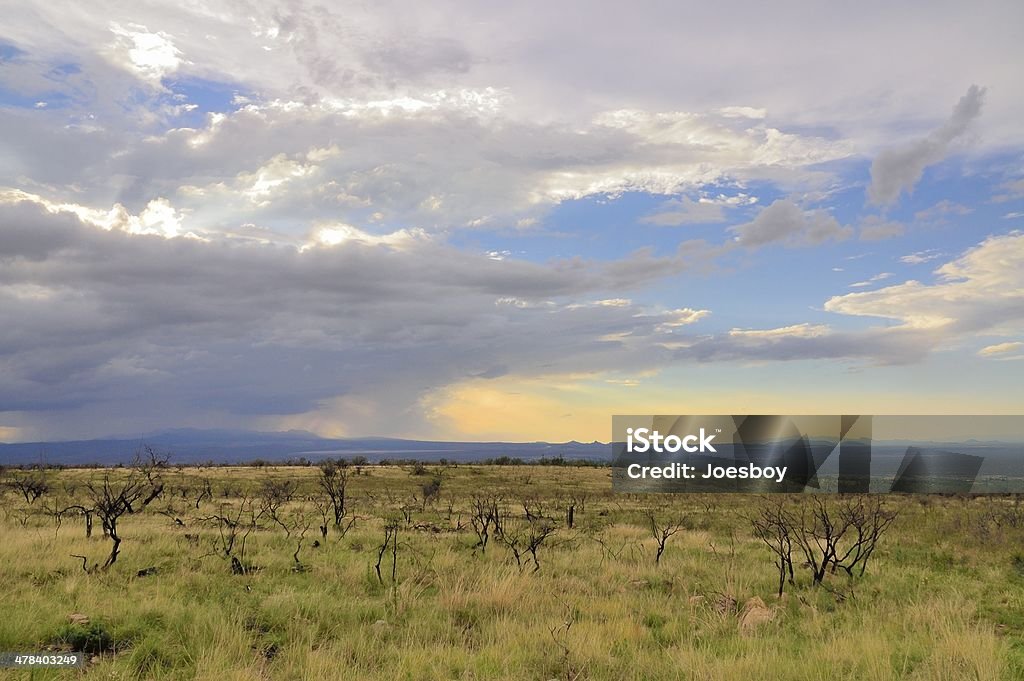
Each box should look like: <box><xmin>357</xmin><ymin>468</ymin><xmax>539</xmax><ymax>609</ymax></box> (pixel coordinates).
<box><xmin>194</xmin><ymin>477</ymin><xmax>213</xmax><ymax>509</ymax></box>
<box><xmin>830</xmin><ymin>496</ymin><xmax>897</xmax><ymax>577</ymax></box>
<box><xmin>49</xmin><ymin>502</ymin><xmax>95</xmax><ymax>538</ymax></box>
<box><xmin>290</xmin><ymin>509</ymin><xmax>313</xmax><ymax>572</ymax></box>
<box><xmin>750</xmin><ymin>498</ymin><xmax>796</xmax><ymax>596</ymax></box>
<box><xmin>566</xmin><ymin>492</ymin><xmax>588</xmax><ymax>529</ymax></box>
<box><xmin>135</xmin><ymin>446</ymin><xmax>169</xmax><ymax>506</ymax></box>
<box><xmin>85</xmin><ymin>471</ymin><xmax>149</xmax><ymax>570</ymax></box>
<box><xmin>312</xmin><ymin>491</ymin><xmax>357</xmax><ymax>540</ymax></box>
<box><xmin>469</xmin><ymin>495</ymin><xmax>500</xmax><ymax>553</ymax></box>
<box><xmin>525</xmin><ymin>521</ymin><xmax>557</xmax><ymax>572</ymax></box>
<box><xmin>312</xmin><ymin>494</ymin><xmax>331</xmax><ymax>539</ymax></box>
<box><xmin>199</xmin><ymin>495</ymin><xmax>263</xmax><ymax>574</ymax></box>
<box><xmin>317</xmin><ymin>460</ymin><xmax>350</xmax><ymax>528</ymax></box>
<box><xmin>10</xmin><ymin>469</ymin><xmax>49</xmax><ymax>504</ymax></box>
<box><xmin>374</xmin><ymin>521</ymin><xmax>399</xmax><ymax>584</ymax></box>
<box><xmin>521</xmin><ymin>498</ymin><xmax>552</xmax><ymax>522</ymax></box>
<box><xmin>762</xmin><ymin>496</ymin><xmax>898</xmax><ymax>589</ymax></box>
<box><xmin>495</xmin><ymin>503</ymin><xmax>558</xmax><ymax>573</ymax></box>
<box><xmin>259</xmin><ymin>478</ymin><xmax>297</xmax><ymax>536</ymax></box>
<box><xmin>645</xmin><ymin>507</ymin><xmax>687</xmax><ymax>565</ymax></box>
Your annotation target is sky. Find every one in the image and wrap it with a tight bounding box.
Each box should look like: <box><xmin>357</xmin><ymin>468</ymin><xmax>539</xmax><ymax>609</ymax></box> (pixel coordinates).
<box><xmin>1</xmin><ymin>1</ymin><xmax>1023</xmax><ymax>443</ymax></box>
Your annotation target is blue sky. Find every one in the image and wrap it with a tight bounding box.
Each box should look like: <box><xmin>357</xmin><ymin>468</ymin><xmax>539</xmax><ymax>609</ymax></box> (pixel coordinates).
<box><xmin>0</xmin><ymin>2</ymin><xmax>1022</xmax><ymax>442</ymax></box>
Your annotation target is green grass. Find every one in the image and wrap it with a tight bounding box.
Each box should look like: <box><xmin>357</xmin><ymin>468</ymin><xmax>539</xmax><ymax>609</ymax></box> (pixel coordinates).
<box><xmin>1</xmin><ymin>465</ymin><xmax>1022</xmax><ymax>680</ymax></box>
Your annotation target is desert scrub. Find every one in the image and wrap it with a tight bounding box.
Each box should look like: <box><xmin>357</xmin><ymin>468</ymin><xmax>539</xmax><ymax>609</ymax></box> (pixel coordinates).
<box><xmin>0</xmin><ymin>465</ymin><xmax>1020</xmax><ymax>679</ymax></box>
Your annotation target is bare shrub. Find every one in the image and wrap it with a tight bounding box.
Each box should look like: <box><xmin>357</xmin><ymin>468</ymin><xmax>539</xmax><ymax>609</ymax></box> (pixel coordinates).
<box><xmin>469</xmin><ymin>495</ymin><xmax>501</xmax><ymax>553</ymax></box>
<box><xmin>375</xmin><ymin>521</ymin><xmax>399</xmax><ymax>584</ymax></box>
<box><xmin>644</xmin><ymin>507</ymin><xmax>687</xmax><ymax>565</ymax></box>
<box><xmin>10</xmin><ymin>468</ymin><xmax>49</xmax><ymax>504</ymax></box>
<box><xmin>750</xmin><ymin>495</ymin><xmax>898</xmax><ymax>594</ymax></box>
<box><xmin>199</xmin><ymin>494</ymin><xmax>264</xmax><ymax>574</ymax></box>
<box><xmin>495</xmin><ymin>502</ymin><xmax>558</xmax><ymax>572</ymax></box>
<box><xmin>84</xmin><ymin>469</ymin><xmax>156</xmax><ymax>570</ymax></box>
<box><xmin>259</xmin><ymin>478</ymin><xmax>297</xmax><ymax>536</ymax></box>
<box><xmin>750</xmin><ymin>497</ymin><xmax>794</xmax><ymax>597</ymax></box>
<box><xmin>317</xmin><ymin>459</ymin><xmax>350</xmax><ymax>531</ymax></box>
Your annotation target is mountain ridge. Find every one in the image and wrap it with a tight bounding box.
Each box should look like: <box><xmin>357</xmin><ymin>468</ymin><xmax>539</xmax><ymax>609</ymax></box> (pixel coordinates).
<box><xmin>0</xmin><ymin>428</ymin><xmax>610</xmax><ymax>466</ymax></box>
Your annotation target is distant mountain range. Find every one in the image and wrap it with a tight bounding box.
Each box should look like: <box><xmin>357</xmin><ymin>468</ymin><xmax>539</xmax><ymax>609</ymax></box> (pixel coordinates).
<box><xmin>0</xmin><ymin>428</ymin><xmax>610</xmax><ymax>466</ymax></box>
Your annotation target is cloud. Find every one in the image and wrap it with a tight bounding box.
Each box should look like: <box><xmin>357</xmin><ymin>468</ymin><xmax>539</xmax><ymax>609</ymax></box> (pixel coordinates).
<box><xmin>992</xmin><ymin>178</ymin><xmax>1024</xmax><ymax>203</ymax></box>
<box><xmin>0</xmin><ymin>198</ymin><xmax>716</xmax><ymax>438</ymax></box>
<box><xmin>727</xmin><ymin>323</ymin><xmax>830</xmax><ymax>339</ymax></box>
<box><xmin>824</xmin><ymin>231</ymin><xmax>1024</xmax><ymax>332</ymax></box>
<box><xmin>108</xmin><ymin>23</ymin><xmax>183</xmax><ymax>85</ymax></box>
<box><xmin>4</xmin><ymin>195</ymin><xmax>1021</xmax><ymax>439</ymax></box>
<box><xmin>730</xmin><ymin>199</ymin><xmax>851</xmax><ymax>248</ymax></box>
<box><xmin>914</xmin><ymin>199</ymin><xmax>972</xmax><ymax>222</ymax></box>
<box><xmin>849</xmin><ymin>272</ymin><xmax>893</xmax><ymax>288</ymax></box>
<box><xmin>0</xmin><ymin>94</ymin><xmax>851</xmax><ymax>236</ymax></box>
<box><xmin>640</xmin><ymin>194</ymin><xmax>756</xmax><ymax>226</ymax></box>
<box><xmin>640</xmin><ymin>198</ymin><xmax>727</xmax><ymax>226</ymax></box>
<box><xmin>671</xmin><ymin>325</ymin><xmax>935</xmax><ymax>366</ymax></box>
<box><xmin>3</xmin><ymin>3</ymin><xmax>1024</xmax><ymax>439</ymax></box>
<box><xmin>858</xmin><ymin>215</ymin><xmax>904</xmax><ymax>241</ymax></box>
<box><xmin>978</xmin><ymin>341</ymin><xmax>1024</xmax><ymax>359</ymax></box>
<box><xmin>868</xmin><ymin>85</ymin><xmax>986</xmax><ymax>206</ymax></box>
<box><xmin>899</xmin><ymin>249</ymin><xmax>943</xmax><ymax>265</ymax></box>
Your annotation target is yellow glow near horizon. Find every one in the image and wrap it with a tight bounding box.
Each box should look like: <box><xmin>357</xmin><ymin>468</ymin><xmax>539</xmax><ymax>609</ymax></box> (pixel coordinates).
<box><xmin>420</xmin><ymin>373</ymin><xmax>1024</xmax><ymax>443</ymax></box>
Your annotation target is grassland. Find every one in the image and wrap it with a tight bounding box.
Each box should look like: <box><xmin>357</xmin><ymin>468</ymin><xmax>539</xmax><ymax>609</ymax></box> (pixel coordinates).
<box><xmin>1</xmin><ymin>463</ymin><xmax>1023</xmax><ymax>680</ymax></box>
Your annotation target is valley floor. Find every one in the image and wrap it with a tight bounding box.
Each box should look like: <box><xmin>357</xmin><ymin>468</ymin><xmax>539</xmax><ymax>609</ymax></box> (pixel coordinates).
<box><xmin>1</xmin><ymin>464</ymin><xmax>1022</xmax><ymax>680</ymax></box>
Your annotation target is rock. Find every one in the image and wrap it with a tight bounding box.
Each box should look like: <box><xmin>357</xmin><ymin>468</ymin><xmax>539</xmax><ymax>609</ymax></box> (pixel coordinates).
<box><xmin>738</xmin><ymin>596</ymin><xmax>775</xmax><ymax>632</ymax></box>
<box><xmin>68</xmin><ymin>613</ymin><xmax>90</xmax><ymax>626</ymax></box>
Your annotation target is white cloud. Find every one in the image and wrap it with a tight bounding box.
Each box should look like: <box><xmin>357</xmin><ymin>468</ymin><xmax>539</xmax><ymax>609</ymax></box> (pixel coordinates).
<box><xmin>0</xmin><ymin>188</ymin><xmax>185</xmax><ymax>238</ymax></box>
<box><xmin>825</xmin><ymin>231</ymin><xmax>1024</xmax><ymax>332</ymax></box>
<box><xmin>728</xmin><ymin>323</ymin><xmax>830</xmax><ymax>339</ymax></box>
<box><xmin>899</xmin><ymin>249</ymin><xmax>943</xmax><ymax>265</ymax></box>
<box><xmin>717</xmin><ymin>106</ymin><xmax>767</xmax><ymax>119</ymax></box>
<box><xmin>238</xmin><ymin>154</ymin><xmax>317</xmax><ymax>204</ymax></box>
<box><xmin>108</xmin><ymin>22</ymin><xmax>182</xmax><ymax>85</ymax></box>
<box><xmin>849</xmin><ymin>272</ymin><xmax>893</xmax><ymax>288</ymax></box>
<box><xmin>305</xmin><ymin>223</ymin><xmax>427</xmax><ymax>250</ymax></box>
<box><xmin>658</xmin><ymin>308</ymin><xmax>710</xmax><ymax>327</ymax></box>
<box><xmin>978</xmin><ymin>341</ymin><xmax>1024</xmax><ymax>359</ymax></box>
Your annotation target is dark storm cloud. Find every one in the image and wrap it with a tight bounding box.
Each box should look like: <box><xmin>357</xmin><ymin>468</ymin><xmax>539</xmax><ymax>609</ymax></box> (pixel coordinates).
<box><xmin>0</xmin><ymin>201</ymin><xmax>699</xmax><ymax>434</ymax></box>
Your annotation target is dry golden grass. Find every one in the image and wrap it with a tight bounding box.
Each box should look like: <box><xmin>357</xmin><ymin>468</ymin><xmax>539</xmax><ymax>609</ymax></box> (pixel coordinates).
<box><xmin>0</xmin><ymin>464</ymin><xmax>1022</xmax><ymax>680</ymax></box>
